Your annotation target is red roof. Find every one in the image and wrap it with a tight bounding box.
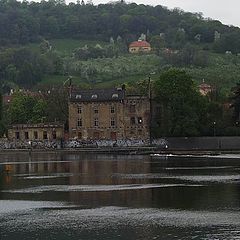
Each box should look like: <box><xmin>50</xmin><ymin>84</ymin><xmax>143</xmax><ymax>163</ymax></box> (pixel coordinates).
<box><xmin>129</xmin><ymin>40</ymin><xmax>151</xmax><ymax>48</ymax></box>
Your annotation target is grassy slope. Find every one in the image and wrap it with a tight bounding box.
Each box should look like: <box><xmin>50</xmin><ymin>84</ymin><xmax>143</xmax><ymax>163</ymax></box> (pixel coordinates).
<box><xmin>28</xmin><ymin>38</ymin><xmax>107</xmax><ymax>54</ymax></box>
<box><xmin>30</xmin><ymin>39</ymin><xmax>240</xmax><ymax>94</ymax></box>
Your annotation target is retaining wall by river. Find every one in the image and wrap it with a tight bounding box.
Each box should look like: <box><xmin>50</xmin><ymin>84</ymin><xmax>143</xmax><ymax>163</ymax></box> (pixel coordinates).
<box><xmin>0</xmin><ymin>137</ymin><xmax>240</xmax><ymax>151</ymax></box>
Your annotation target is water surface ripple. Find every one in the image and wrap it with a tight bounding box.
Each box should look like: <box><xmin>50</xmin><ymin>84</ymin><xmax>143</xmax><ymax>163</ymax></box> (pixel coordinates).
<box><xmin>0</xmin><ymin>153</ymin><xmax>240</xmax><ymax>239</ymax></box>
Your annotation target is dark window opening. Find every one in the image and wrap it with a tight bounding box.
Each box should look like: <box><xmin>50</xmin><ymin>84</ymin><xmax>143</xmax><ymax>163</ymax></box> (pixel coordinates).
<box><xmin>34</xmin><ymin>131</ymin><xmax>38</xmax><ymax>140</ymax></box>
<box><xmin>15</xmin><ymin>132</ymin><xmax>20</xmax><ymax>139</ymax></box>
<box><xmin>94</xmin><ymin>107</ymin><xmax>99</xmax><ymax>114</ymax></box>
<box><xmin>110</xmin><ymin>106</ymin><xmax>115</xmax><ymax>113</ymax></box>
<box><xmin>78</xmin><ymin>132</ymin><xmax>82</xmax><ymax>139</ymax></box>
<box><xmin>111</xmin><ymin>118</ymin><xmax>115</xmax><ymax>127</ymax></box>
<box><xmin>77</xmin><ymin>106</ymin><xmax>82</xmax><ymax>114</ymax></box>
<box><xmin>77</xmin><ymin>118</ymin><xmax>82</xmax><ymax>127</ymax></box>
<box><xmin>43</xmin><ymin>131</ymin><xmax>48</xmax><ymax>140</ymax></box>
<box><xmin>131</xmin><ymin>117</ymin><xmax>136</xmax><ymax>125</ymax></box>
<box><xmin>52</xmin><ymin>131</ymin><xmax>57</xmax><ymax>139</ymax></box>
<box><xmin>94</xmin><ymin>118</ymin><xmax>99</xmax><ymax>127</ymax></box>
<box><xmin>130</xmin><ymin>105</ymin><xmax>136</xmax><ymax>113</ymax></box>
<box><xmin>111</xmin><ymin>132</ymin><xmax>117</xmax><ymax>140</ymax></box>
<box><xmin>24</xmin><ymin>132</ymin><xmax>29</xmax><ymax>140</ymax></box>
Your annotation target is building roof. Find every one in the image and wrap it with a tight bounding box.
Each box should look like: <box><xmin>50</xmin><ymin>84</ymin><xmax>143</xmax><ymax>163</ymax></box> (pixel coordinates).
<box><xmin>129</xmin><ymin>40</ymin><xmax>151</xmax><ymax>48</ymax></box>
<box><xmin>70</xmin><ymin>88</ymin><xmax>125</xmax><ymax>102</ymax></box>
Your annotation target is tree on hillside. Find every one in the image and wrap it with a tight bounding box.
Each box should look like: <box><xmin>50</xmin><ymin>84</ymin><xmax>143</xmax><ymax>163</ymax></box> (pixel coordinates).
<box><xmin>230</xmin><ymin>82</ymin><xmax>240</xmax><ymax>121</ymax></box>
<box><xmin>154</xmin><ymin>69</ymin><xmax>209</xmax><ymax>137</ymax></box>
<box><xmin>42</xmin><ymin>87</ymin><xmax>69</xmax><ymax>124</ymax></box>
<box><xmin>150</xmin><ymin>35</ymin><xmax>165</xmax><ymax>55</ymax></box>
<box><xmin>7</xmin><ymin>92</ymin><xmax>47</xmax><ymax>124</ymax></box>
<box><xmin>0</xmin><ymin>93</ymin><xmax>5</xmax><ymax>137</ymax></box>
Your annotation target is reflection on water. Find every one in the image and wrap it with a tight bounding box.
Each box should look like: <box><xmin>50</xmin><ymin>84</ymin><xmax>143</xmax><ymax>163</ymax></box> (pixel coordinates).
<box><xmin>0</xmin><ymin>152</ymin><xmax>240</xmax><ymax>239</ymax></box>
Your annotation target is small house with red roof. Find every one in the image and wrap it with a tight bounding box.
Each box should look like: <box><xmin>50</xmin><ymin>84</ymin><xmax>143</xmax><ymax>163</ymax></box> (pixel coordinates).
<box><xmin>129</xmin><ymin>40</ymin><xmax>151</xmax><ymax>53</ymax></box>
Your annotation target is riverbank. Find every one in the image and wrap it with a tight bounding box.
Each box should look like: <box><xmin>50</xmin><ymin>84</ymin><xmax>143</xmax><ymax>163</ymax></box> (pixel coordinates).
<box><xmin>1</xmin><ymin>136</ymin><xmax>240</xmax><ymax>155</ymax></box>
<box><xmin>1</xmin><ymin>147</ymin><xmax>240</xmax><ymax>156</ymax></box>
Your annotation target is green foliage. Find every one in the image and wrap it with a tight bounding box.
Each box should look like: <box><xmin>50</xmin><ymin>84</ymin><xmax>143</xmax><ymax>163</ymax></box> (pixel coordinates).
<box><xmin>213</xmin><ymin>30</ymin><xmax>240</xmax><ymax>54</ymax></box>
<box><xmin>0</xmin><ymin>1</ymin><xmax>240</xmax><ymax>99</ymax></box>
<box><xmin>230</xmin><ymin>82</ymin><xmax>240</xmax><ymax>121</ymax></box>
<box><xmin>67</xmin><ymin>54</ymin><xmax>161</xmax><ymax>84</ymax></box>
<box><xmin>154</xmin><ymin>69</ymin><xmax>214</xmax><ymax>137</ymax></box>
<box><xmin>7</xmin><ymin>92</ymin><xmax>47</xmax><ymax>124</ymax></box>
<box><xmin>0</xmin><ymin>1</ymin><xmax>237</xmax><ymax>49</ymax></box>
<box><xmin>0</xmin><ymin>48</ymin><xmax>45</xmax><ymax>88</ymax></box>
<box><xmin>150</xmin><ymin>35</ymin><xmax>165</xmax><ymax>55</ymax></box>
<box><xmin>43</xmin><ymin>88</ymin><xmax>68</xmax><ymax>124</ymax></box>
<box><xmin>73</xmin><ymin>41</ymin><xmax>127</xmax><ymax>61</ymax></box>
<box><xmin>161</xmin><ymin>44</ymin><xmax>209</xmax><ymax>67</ymax></box>
<box><xmin>0</xmin><ymin>93</ymin><xmax>5</xmax><ymax>137</ymax></box>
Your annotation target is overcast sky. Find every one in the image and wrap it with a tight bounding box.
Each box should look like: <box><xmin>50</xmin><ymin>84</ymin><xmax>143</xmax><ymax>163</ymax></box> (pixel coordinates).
<box><xmin>90</xmin><ymin>0</ymin><xmax>239</xmax><ymax>27</ymax></box>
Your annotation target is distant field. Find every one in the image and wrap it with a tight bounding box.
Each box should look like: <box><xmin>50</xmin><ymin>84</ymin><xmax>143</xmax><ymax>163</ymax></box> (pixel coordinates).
<box><xmin>28</xmin><ymin>38</ymin><xmax>108</xmax><ymax>55</ymax></box>
<box><xmin>37</xmin><ymin>75</ymin><xmax>87</xmax><ymax>87</ymax></box>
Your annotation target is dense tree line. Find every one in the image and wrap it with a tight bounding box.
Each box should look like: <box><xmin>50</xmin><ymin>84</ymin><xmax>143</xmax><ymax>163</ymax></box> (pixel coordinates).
<box><xmin>0</xmin><ymin>46</ymin><xmax>64</xmax><ymax>91</ymax></box>
<box><xmin>0</xmin><ymin>93</ymin><xmax>4</xmax><ymax>136</ymax></box>
<box><xmin>153</xmin><ymin>69</ymin><xmax>236</xmax><ymax>137</ymax></box>
<box><xmin>5</xmin><ymin>89</ymin><xmax>68</xmax><ymax>125</ymax></box>
<box><xmin>0</xmin><ymin>0</ymin><xmax>240</xmax><ymax>52</ymax></box>
<box><xmin>0</xmin><ymin>0</ymin><xmax>240</xmax><ymax>91</ymax></box>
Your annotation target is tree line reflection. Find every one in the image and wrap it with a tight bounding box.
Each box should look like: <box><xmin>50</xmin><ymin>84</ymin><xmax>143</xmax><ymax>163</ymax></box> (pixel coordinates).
<box><xmin>0</xmin><ymin>153</ymin><xmax>240</xmax><ymax>210</ymax></box>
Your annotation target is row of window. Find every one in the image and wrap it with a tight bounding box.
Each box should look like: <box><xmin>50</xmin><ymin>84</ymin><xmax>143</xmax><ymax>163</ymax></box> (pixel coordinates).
<box><xmin>15</xmin><ymin>131</ymin><xmax>57</xmax><ymax>140</ymax></box>
<box><xmin>77</xmin><ymin>105</ymin><xmax>139</xmax><ymax>115</ymax></box>
<box><xmin>75</xmin><ymin>94</ymin><xmax>119</xmax><ymax>100</ymax></box>
<box><xmin>77</xmin><ymin>106</ymin><xmax>116</xmax><ymax>114</ymax></box>
<box><xmin>77</xmin><ymin>118</ymin><xmax>116</xmax><ymax>127</ymax></box>
<box><xmin>77</xmin><ymin>117</ymin><xmax>143</xmax><ymax>128</ymax></box>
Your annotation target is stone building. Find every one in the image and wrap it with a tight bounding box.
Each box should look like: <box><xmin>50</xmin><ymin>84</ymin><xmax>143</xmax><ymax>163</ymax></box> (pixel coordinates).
<box><xmin>8</xmin><ymin>123</ymin><xmax>64</xmax><ymax>141</ymax></box>
<box><xmin>68</xmin><ymin>87</ymin><xmax>150</xmax><ymax>140</ymax></box>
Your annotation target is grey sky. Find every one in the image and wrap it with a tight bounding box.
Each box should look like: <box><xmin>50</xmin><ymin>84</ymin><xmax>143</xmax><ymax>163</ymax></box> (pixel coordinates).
<box><xmin>90</xmin><ymin>0</ymin><xmax>239</xmax><ymax>27</ymax></box>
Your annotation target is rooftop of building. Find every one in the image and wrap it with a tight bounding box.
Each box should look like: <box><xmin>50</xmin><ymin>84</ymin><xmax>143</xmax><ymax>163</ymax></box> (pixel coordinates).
<box><xmin>70</xmin><ymin>87</ymin><xmax>126</xmax><ymax>102</ymax></box>
<box><xmin>129</xmin><ymin>40</ymin><xmax>151</xmax><ymax>48</ymax></box>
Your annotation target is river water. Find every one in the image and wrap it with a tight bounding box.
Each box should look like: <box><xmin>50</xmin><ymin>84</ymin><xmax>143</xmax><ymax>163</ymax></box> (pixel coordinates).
<box><xmin>0</xmin><ymin>152</ymin><xmax>240</xmax><ymax>240</ymax></box>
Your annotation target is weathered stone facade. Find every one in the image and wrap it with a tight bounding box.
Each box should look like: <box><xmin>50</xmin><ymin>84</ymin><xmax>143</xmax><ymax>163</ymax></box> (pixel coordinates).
<box><xmin>69</xmin><ymin>88</ymin><xmax>150</xmax><ymax>140</ymax></box>
<box><xmin>8</xmin><ymin>123</ymin><xmax>64</xmax><ymax>141</ymax></box>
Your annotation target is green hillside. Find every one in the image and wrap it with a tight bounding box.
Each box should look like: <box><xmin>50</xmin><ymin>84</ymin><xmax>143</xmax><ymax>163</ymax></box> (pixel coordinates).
<box><xmin>30</xmin><ymin>38</ymin><xmax>240</xmax><ymax>98</ymax></box>
<box><xmin>1</xmin><ymin>1</ymin><xmax>240</xmax><ymax>98</ymax></box>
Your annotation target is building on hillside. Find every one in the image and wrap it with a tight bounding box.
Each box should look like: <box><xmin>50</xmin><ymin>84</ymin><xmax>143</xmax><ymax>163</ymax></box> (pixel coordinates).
<box><xmin>199</xmin><ymin>81</ymin><xmax>213</xmax><ymax>96</ymax></box>
<box><xmin>68</xmin><ymin>87</ymin><xmax>150</xmax><ymax>140</ymax></box>
<box><xmin>129</xmin><ymin>40</ymin><xmax>151</xmax><ymax>53</ymax></box>
<box><xmin>8</xmin><ymin>123</ymin><xmax>64</xmax><ymax>141</ymax></box>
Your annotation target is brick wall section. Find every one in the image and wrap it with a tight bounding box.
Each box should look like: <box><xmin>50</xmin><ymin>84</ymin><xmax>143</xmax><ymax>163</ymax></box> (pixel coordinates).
<box><xmin>8</xmin><ymin>123</ymin><xmax>64</xmax><ymax>141</ymax></box>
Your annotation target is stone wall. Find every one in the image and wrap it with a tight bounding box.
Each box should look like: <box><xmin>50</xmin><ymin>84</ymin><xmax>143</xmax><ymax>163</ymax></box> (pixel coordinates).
<box><xmin>155</xmin><ymin>137</ymin><xmax>240</xmax><ymax>150</ymax></box>
<box><xmin>1</xmin><ymin>137</ymin><xmax>240</xmax><ymax>150</ymax></box>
